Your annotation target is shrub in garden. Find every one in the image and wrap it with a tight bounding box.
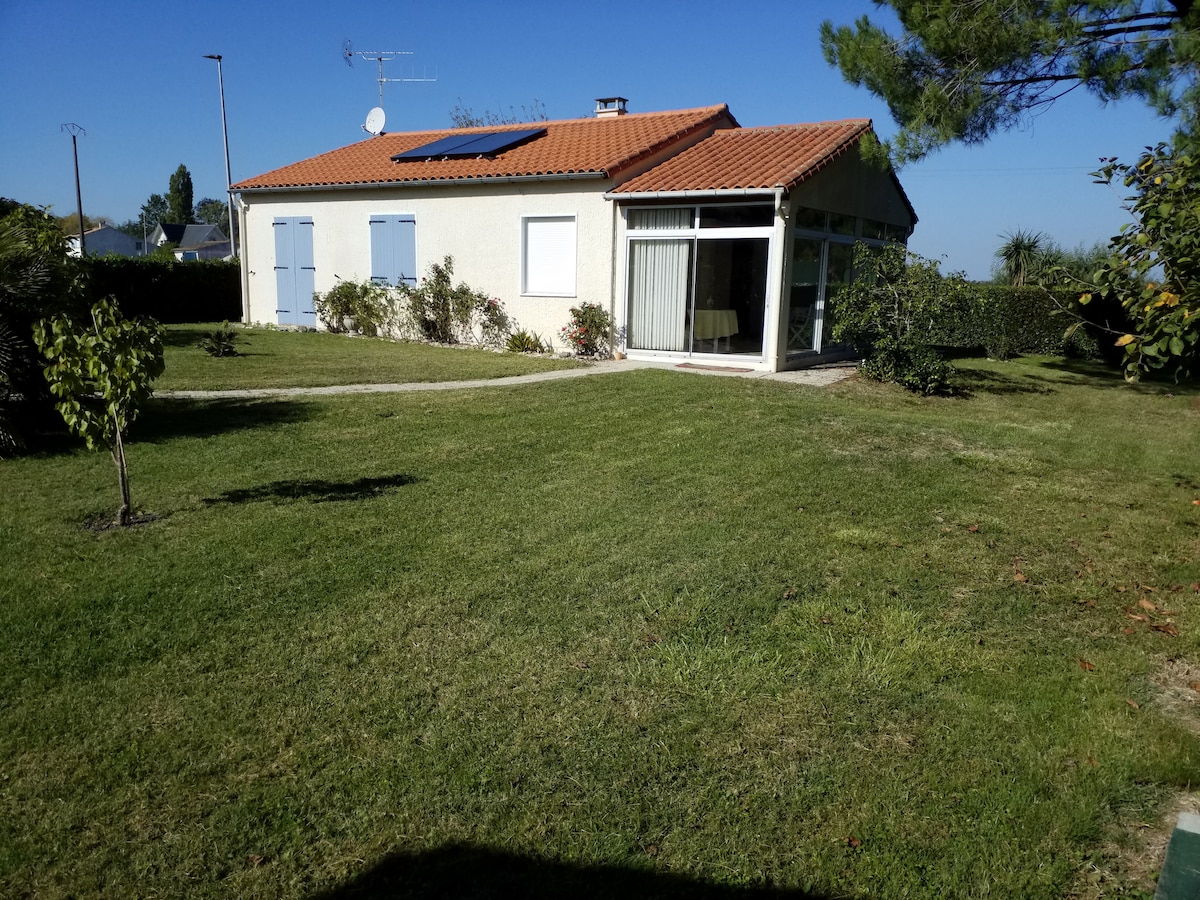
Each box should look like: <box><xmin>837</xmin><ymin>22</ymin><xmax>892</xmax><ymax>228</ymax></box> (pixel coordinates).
<box><xmin>400</xmin><ymin>256</ymin><xmax>512</xmax><ymax>347</ymax></box>
<box><xmin>0</xmin><ymin>205</ymin><xmax>82</xmax><ymax>455</ymax></box>
<box><xmin>505</xmin><ymin>330</ymin><xmax>549</xmax><ymax>354</ymax></box>
<box><xmin>860</xmin><ymin>335</ymin><xmax>955</xmax><ymax>396</ymax></box>
<box><xmin>198</xmin><ymin>321</ymin><xmax>240</xmax><ymax>357</ymax></box>
<box><xmin>560</xmin><ymin>302</ymin><xmax>612</xmax><ymax>357</ymax></box>
<box><xmin>313</xmin><ymin>280</ymin><xmax>391</xmax><ymax>336</ymax></box>
<box><xmin>830</xmin><ymin>244</ymin><xmax>966</xmax><ymax>394</ymax></box>
<box><xmin>474</xmin><ymin>295</ymin><xmax>512</xmax><ymax>348</ymax></box>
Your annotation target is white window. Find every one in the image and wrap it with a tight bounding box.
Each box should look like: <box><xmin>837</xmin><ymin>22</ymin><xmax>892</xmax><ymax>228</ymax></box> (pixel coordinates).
<box><xmin>522</xmin><ymin>216</ymin><xmax>576</xmax><ymax>296</ymax></box>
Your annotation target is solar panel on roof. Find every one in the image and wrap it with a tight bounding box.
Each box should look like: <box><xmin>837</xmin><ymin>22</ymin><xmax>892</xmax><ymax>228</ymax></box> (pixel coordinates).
<box><xmin>393</xmin><ymin>128</ymin><xmax>547</xmax><ymax>162</ymax></box>
<box><xmin>393</xmin><ymin>134</ymin><xmax>475</xmax><ymax>159</ymax></box>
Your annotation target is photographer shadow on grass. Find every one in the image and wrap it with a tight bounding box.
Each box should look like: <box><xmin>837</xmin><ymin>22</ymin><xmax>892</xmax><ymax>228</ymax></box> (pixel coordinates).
<box><xmin>309</xmin><ymin>842</ymin><xmax>831</xmax><ymax>900</ymax></box>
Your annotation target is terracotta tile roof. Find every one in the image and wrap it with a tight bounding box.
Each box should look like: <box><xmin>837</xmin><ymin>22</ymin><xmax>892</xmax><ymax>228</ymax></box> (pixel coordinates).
<box><xmin>233</xmin><ymin>105</ymin><xmax>735</xmax><ymax>191</ymax></box>
<box><xmin>610</xmin><ymin>119</ymin><xmax>874</xmax><ymax>194</ymax></box>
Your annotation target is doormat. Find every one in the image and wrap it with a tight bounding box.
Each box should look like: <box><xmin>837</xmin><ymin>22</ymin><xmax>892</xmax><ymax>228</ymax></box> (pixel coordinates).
<box><xmin>675</xmin><ymin>363</ymin><xmax>755</xmax><ymax>373</ymax></box>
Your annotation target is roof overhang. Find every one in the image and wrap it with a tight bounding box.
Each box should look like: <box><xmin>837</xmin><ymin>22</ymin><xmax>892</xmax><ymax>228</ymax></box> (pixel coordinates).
<box><xmin>604</xmin><ymin>187</ymin><xmax>785</xmax><ymax>202</ymax></box>
<box><xmin>235</xmin><ymin>171</ymin><xmax>609</xmax><ymax>196</ymax></box>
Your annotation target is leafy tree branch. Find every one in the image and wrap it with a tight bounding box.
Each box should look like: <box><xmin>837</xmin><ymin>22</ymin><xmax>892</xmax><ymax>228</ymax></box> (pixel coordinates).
<box><xmin>821</xmin><ymin>1</ymin><xmax>1200</xmax><ymax>163</ymax></box>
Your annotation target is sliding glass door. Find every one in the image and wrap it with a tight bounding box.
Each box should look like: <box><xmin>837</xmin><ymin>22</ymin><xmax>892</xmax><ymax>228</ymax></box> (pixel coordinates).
<box><xmin>693</xmin><ymin>238</ymin><xmax>768</xmax><ymax>355</ymax></box>
<box><xmin>627</xmin><ymin>228</ymin><xmax>769</xmax><ymax>357</ymax></box>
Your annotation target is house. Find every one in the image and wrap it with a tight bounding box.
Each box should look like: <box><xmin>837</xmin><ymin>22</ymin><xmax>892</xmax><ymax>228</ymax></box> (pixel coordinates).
<box><xmin>67</xmin><ymin>225</ymin><xmax>147</xmax><ymax>258</ymax></box>
<box><xmin>231</xmin><ymin>98</ymin><xmax>916</xmax><ymax>371</ymax></box>
<box><xmin>149</xmin><ymin>223</ymin><xmax>233</xmax><ymax>259</ymax></box>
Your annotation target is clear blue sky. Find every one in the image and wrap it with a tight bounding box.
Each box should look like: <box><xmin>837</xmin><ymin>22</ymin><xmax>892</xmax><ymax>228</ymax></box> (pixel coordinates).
<box><xmin>0</xmin><ymin>0</ymin><xmax>1178</xmax><ymax>280</ymax></box>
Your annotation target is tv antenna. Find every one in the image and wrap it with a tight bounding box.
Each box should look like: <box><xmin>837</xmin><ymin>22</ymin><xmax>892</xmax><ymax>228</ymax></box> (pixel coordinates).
<box><xmin>343</xmin><ymin>39</ymin><xmax>436</xmax><ymax>111</ymax></box>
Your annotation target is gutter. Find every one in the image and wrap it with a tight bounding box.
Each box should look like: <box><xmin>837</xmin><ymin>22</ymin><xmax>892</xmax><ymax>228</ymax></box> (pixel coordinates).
<box><xmin>236</xmin><ymin>194</ymin><xmax>250</xmax><ymax>324</ymax></box>
<box><xmin>603</xmin><ymin>187</ymin><xmax>785</xmax><ymax>201</ymax></box>
<box><xmin>235</xmin><ymin>171</ymin><xmax>609</xmax><ymax>195</ymax></box>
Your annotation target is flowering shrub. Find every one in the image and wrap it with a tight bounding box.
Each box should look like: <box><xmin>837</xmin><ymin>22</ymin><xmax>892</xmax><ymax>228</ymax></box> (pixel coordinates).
<box><xmin>401</xmin><ymin>256</ymin><xmax>512</xmax><ymax>346</ymax></box>
<box><xmin>560</xmin><ymin>302</ymin><xmax>612</xmax><ymax>357</ymax></box>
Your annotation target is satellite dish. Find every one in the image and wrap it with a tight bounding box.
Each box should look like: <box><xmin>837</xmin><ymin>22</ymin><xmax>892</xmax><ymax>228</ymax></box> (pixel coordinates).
<box><xmin>363</xmin><ymin>106</ymin><xmax>386</xmax><ymax>135</ymax></box>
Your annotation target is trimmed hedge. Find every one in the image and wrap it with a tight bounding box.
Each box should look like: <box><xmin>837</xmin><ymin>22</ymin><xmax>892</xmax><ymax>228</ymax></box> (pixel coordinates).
<box><xmin>931</xmin><ymin>284</ymin><xmax>1130</xmax><ymax>364</ymax></box>
<box><xmin>78</xmin><ymin>257</ymin><xmax>241</xmax><ymax>324</ymax></box>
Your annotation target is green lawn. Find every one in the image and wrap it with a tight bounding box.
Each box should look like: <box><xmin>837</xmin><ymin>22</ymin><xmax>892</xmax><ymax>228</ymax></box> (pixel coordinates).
<box><xmin>157</xmin><ymin>324</ymin><xmax>581</xmax><ymax>390</ymax></box>
<box><xmin>1</xmin><ymin>357</ymin><xmax>1197</xmax><ymax>897</ymax></box>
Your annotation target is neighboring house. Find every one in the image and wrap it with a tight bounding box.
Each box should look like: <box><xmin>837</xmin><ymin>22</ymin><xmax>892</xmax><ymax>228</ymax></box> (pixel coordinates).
<box><xmin>173</xmin><ymin>238</ymin><xmax>234</xmax><ymax>261</ymax></box>
<box><xmin>231</xmin><ymin>98</ymin><xmax>916</xmax><ymax>371</ymax></box>
<box><xmin>149</xmin><ymin>223</ymin><xmax>233</xmax><ymax>259</ymax></box>
<box><xmin>67</xmin><ymin>225</ymin><xmax>146</xmax><ymax>258</ymax></box>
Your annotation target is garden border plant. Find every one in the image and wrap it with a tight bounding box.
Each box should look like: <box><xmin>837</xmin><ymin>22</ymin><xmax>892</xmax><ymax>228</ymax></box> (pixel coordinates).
<box><xmin>505</xmin><ymin>329</ymin><xmax>550</xmax><ymax>354</ymax></box>
<box><xmin>314</xmin><ymin>257</ymin><xmax>515</xmax><ymax>350</ymax></box>
<box><xmin>560</xmin><ymin>302</ymin><xmax>612</xmax><ymax>358</ymax></box>
<box><xmin>312</xmin><ymin>279</ymin><xmax>392</xmax><ymax>337</ymax></box>
<box><xmin>399</xmin><ymin>256</ymin><xmax>512</xmax><ymax>347</ymax></box>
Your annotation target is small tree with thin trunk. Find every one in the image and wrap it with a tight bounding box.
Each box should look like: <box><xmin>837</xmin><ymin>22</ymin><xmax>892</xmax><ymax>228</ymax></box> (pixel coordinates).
<box><xmin>33</xmin><ymin>298</ymin><xmax>164</xmax><ymax>526</ymax></box>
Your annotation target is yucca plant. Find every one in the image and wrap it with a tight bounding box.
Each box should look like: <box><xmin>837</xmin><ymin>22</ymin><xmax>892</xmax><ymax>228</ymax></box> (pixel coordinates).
<box><xmin>198</xmin><ymin>321</ymin><xmax>240</xmax><ymax>357</ymax></box>
<box><xmin>995</xmin><ymin>228</ymin><xmax>1046</xmax><ymax>286</ymax></box>
<box><xmin>505</xmin><ymin>329</ymin><xmax>549</xmax><ymax>354</ymax></box>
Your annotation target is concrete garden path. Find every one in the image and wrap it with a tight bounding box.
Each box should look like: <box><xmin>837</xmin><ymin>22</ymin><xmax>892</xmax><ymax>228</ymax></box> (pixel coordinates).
<box><xmin>156</xmin><ymin>359</ymin><xmax>857</xmax><ymax>400</ymax></box>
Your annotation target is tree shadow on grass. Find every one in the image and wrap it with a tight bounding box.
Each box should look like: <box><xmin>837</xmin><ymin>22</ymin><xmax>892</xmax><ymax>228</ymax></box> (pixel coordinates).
<box><xmin>309</xmin><ymin>842</ymin><xmax>830</xmax><ymax>900</ymax></box>
<box><xmin>203</xmin><ymin>473</ymin><xmax>417</xmax><ymax>506</ymax></box>
<box><xmin>951</xmin><ymin>367</ymin><xmax>1058</xmax><ymax>398</ymax></box>
<box><xmin>950</xmin><ymin>356</ymin><xmax>1183</xmax><ymax>397</ymax></box>
<box><xmin>1032</xmin><ymin>357</ymin><xmax>1195</xmax><ymax>394</ymax></box>
<box><xmin>135</xmin><ymin>397</ymin><xmax>312</xmax><ymax>443</ymax></box>
<box><xmin>162</xmin><ymin>326</ymin><xmax>208</xmax><ymax>348</ymax></box>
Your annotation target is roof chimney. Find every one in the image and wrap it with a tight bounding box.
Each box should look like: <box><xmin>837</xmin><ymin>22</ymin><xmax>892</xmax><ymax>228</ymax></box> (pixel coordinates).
<box><xmin>595</xmin><ymin>97</ymin><xmax>629</xmax><ymax>118</ymax></box>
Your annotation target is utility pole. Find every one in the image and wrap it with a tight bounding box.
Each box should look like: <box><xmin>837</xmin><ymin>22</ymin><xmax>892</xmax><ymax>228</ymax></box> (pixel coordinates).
<box><xmin>203</xmin><ymin>54</ymin><xmax>235</xmax><ymax>256</ymax></box>
<box><xmin>61</xmin><ymin>123</ymin><xmax>86</xmax><ymax>256</ymax></box>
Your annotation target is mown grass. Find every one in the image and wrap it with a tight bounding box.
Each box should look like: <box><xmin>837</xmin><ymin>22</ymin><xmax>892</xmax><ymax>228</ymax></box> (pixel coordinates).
<box><xmin>1</xmin><ymin>357</ymin><xmax>1197</xmax><ymax>898</ymax></box>
<box><xmin>156</xmin><ymin>324</ymin><xmax>580</xmax><ymax>391</ymax></box>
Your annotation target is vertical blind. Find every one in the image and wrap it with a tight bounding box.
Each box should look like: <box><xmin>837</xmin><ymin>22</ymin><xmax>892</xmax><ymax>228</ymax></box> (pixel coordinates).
<box><xmin>627</xmin><ymin>239</ymin><xmax>691</xmax><ymax>351</ymax></box>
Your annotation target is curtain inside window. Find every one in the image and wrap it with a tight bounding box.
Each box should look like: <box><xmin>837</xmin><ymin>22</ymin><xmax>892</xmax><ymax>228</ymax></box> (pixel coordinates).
<box><xmin>627</xmin><ymin>208</ymin><xmax>692</xmax><ymax>230</ymax></box>
<box><xmin>628</xmin><ymin>239</ymin><xmax>691</xmax><ymax>351</ymax></box>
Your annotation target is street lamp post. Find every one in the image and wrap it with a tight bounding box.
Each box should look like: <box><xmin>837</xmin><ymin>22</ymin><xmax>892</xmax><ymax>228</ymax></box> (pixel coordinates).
<box><xmin>61</xmin><ymin>123</ymin><xmax>86</xmax><ymax>256</ymax></box>
<box><xmin>202</xmin><ymin>54</ymin><xmax>235</xmax><ymax>257</ymax></box>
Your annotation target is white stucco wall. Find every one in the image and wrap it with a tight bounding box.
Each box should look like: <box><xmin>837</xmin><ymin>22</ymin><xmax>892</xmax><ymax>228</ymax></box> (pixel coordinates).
<box><xmin>239</xmin><ymin>179</ymin><xmax>618</xmax><ymax>348</ymax></box>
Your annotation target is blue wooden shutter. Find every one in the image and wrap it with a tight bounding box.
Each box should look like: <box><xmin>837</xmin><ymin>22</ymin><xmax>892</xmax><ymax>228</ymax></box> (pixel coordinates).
<box><xmin>273</xmin><ymin>218</ymin><xmax>296</xmax><ymax>323</ymax></box>
<box><xmin>369</xmin><ymin>215</ymin><xmax>417</xmax><ymax>286</ymax></box>
<box><xmin>273</xmin><ymin>216</ymin><xmax>316</xmax><ymax>325</ymax></box>
<box><xmin>395</xmin><ymin>216</ymin><xmax>416</xmax><ymax>287</ymax></box>
<box><xmin>294</xmin><ymin>218</ymin><xmax>316</xmax><ymax>323</ymax></box>
<box><xmin>369</xmin><ymin>217</ymin><xmax>393</xmax><ymax>285</ymax></box>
